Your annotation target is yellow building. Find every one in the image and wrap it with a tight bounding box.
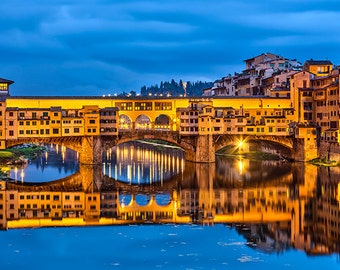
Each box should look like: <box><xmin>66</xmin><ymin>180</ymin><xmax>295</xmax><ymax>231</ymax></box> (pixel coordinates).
<box><xmin>303</xmin><ymin>59</ymin><xmax>333</xmax><ymax>77</ymax></box>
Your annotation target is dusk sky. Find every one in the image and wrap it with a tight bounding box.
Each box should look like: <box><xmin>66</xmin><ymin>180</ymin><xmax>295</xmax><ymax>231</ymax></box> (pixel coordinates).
<box><xmin>1</xmin><ymin>0</ymin><xmax>340</xmax><ymax>96</ymax></box>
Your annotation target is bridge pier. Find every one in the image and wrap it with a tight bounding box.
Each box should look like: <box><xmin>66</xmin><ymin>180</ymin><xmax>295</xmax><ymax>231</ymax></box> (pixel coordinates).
<box><xmin>79</xmin><ymin>136</ymin><xmax>103</xmax><ymax>165</ymax></box>
<box><xmin>186</xmin><ymin>135</ymin><xmax>216</xmax><ymax>163</ymax></box>
<box><xmin>292</xmin><ymin>138</ymin><xmax>318</xmax><ymax>161</ymax></box>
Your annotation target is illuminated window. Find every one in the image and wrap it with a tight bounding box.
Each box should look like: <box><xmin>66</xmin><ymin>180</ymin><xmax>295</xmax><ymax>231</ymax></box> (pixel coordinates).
<box><xmin>0</xmin><ymin>83</ymin><xmax>8</xmax><ymax>90</ymax></box>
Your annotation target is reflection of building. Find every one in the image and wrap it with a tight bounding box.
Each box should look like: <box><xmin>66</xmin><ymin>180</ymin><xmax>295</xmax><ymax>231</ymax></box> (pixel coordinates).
<box><xmin>0</xmin><ymin>157</ymin><xmax>339</xmax><ymax>257</ymax></box>
<box><xmin>0</xmin><ymin>180</ymin><xmax>7</xmax><ymax>229</ymax></box>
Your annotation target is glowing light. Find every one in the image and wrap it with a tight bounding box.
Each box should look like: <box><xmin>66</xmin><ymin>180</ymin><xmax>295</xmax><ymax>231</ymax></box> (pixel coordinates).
<box><xmin>14</xmin><ymin>167</ymin><xmax>18</xmax><ymax>180</ymax></box>
<box><xmin>238</xmin><ymin>159</ymin><xmax>244</xmax><ymax>175</ymax></box>
<box><xmin>20</xmin><ymin>169</ymin><xmax>25</xmax><ymax>183</ymax></box>
<box><xmin>45</xmin><ymin>151</ymin><xmax>48</xmax><ymax>164</ymax></box>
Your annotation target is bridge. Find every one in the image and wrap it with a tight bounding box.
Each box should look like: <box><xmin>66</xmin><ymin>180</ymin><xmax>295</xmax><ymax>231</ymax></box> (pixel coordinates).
<box><xmin>0</xmin><ymin>94</ymin><xmax>319</xmax><ymax>163</ymax></box>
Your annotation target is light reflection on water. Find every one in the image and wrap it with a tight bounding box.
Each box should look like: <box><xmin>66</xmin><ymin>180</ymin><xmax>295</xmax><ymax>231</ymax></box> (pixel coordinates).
<box><xmin>103</xmin><ymin>140</ymin><xmax>185</xmax><ymax>184</ymax></box>
<box><xmin>2</xmin><ymin>141</ymin><xmax>340</xmax><ymax>267</ymax></box>
<box><xmin>8</xmin><ymin>144</ymin><xmax>79</xmax><ymax>182</ymax></box>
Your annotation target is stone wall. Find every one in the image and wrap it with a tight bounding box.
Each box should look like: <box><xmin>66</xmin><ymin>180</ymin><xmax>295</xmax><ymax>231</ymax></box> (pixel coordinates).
<box><xmin>318</xmin><ymin>141</ymin><xmax>340</xmax><ymax>162</ymax></box>
<box><xmin>194</xmin><ymin>135</ymin><xmax>215</xmax><ymax>163</ymax></box>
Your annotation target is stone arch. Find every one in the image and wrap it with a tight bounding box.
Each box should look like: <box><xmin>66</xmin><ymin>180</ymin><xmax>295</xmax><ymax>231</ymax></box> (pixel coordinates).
<box><xmin>5</xmin><ymin>137</ymin><xmax>83</xmax><ymax>155</ymax></box>
<box><xmin>214</xmin><ymin>134</ymin><xmax>293</xmax><ymax>159</ymax></box>
<box><xmin>154</xmin><ymin>114</ymin><xmax>171</xmax><ymax>131</ymax></box>
<box><xmin>5</xmin><ymin>136</ymin><xmax>101</xmax><ymax>165</ymax></box>
<box><xmin>135</xmin><ymin>114</ymin><xmax>151</xmax><ymax>130</ymax></box>
<box><xmin>118</xmin><ymin>114</ymin><xmax>132</xmax><ymax>130</ymax></box>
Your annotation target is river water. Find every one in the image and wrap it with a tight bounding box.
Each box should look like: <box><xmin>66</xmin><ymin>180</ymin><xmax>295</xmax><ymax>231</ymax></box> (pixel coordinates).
<box><xmin>1</xmin><ymin>141</ymin><xmax>339</xmax><ymax>269</ymax></box>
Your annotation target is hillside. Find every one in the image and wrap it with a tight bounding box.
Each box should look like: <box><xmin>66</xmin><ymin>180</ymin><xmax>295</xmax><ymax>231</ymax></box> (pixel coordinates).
<box><xmin>140</xmin><ymin>79</ymin><xmax>213</xmax><ymax>96</ymax></box>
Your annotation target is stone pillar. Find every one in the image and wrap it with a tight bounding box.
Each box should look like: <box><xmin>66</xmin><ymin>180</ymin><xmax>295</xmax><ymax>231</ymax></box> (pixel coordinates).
<box><xmin>79</xmin><ymin>136</ymin><xmax>102</xmax><ymax>165</ymax></box>
<box><xmin>194</xmin><ymin>135</ymin><xmax>215</xmax><ymax>163</ymax></box>
<box><xmin>292</xmin><ymin>138</ymin><xmax>305</xmax><ymax>161</ymax></box>
<box><xmin>292</xmin><ymin>137</ymin><xmax>318</xmax><ymax>161</ymax></box>
<box><xmin>78</xmin><ymin>164</ymin><xmax>103</xmax><ymax>192</ymax></box>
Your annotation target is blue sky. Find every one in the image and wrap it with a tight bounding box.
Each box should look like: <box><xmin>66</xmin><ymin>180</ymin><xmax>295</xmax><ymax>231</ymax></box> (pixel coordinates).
<box><xmin>1</xmin><ymin>0</ymin><xmax>340</xmax><ymax>96</ymax></box>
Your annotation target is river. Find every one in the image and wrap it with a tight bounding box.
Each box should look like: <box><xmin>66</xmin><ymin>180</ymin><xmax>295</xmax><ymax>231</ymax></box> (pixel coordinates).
<box><xmin>0</xmin><ymin>141</ymin><xmax>339</xmax><ymax>270</ymax></box>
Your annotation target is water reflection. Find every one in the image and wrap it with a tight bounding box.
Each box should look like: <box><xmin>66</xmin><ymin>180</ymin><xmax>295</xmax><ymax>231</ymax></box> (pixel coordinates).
<box><xmin>0</xmin><ymin>141</ymin><xmax>339</xmax><ymax>258</ymax></box>
<box><xmin>8</xmin><ymin>144</ymin><xmax>79</xmax><ymax>182</ymax></box>
<box><xmin>102</xmin><ymin>140</ymin><xmax>185</xmax><ymax>184</ymax></box>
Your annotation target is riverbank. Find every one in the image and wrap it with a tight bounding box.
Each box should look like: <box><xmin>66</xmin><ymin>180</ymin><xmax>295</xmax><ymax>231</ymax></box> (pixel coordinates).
<box><xmin>0</xmin><ymin>144</ymin><xmax>46</xmax><ymax>178</ymax></box>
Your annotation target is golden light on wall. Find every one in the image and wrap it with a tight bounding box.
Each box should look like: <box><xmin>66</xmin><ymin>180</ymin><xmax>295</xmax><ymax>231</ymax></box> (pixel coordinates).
<box><xmin>337</xmin><ymin>182</ymin><xmax>340</xmax><ymax>206</ymax></box>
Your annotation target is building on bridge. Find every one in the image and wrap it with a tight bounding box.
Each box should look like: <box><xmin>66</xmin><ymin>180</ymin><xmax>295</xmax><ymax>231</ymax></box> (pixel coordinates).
<box><xmin>3</xmin><ymin>60</ymin><xmax>339</xmax><ymax>162</ymax></box>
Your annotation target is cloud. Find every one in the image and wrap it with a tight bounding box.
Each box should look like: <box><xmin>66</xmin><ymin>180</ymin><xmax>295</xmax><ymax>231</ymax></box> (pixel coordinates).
<box><xmin>0</xmin><ymin>0</ymin><xmax>339</xmax><ymax>96</ymax></box>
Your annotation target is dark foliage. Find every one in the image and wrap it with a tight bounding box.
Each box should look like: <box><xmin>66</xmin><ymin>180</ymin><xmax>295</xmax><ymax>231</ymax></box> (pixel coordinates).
<box><xmin>140</xmin><ymin>79</ymin><xmax>213</xmax><ymax>97</ymax></box>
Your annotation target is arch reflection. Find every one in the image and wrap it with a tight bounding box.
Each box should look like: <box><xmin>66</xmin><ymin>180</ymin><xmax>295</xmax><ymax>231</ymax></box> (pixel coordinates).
<box><xmin>8</xmin><ymin>144</ymin><xmax>79</xmax><ymax>183</ymax></box>
<box><xmin>0</xmin><ymin>151</ymin><xmax>339</xmax><ymax>257</ymax></box>
<box><xmin>103</xmin><ymin>141</ymin><xmax>185</xmax><ymax>184</ymax></box>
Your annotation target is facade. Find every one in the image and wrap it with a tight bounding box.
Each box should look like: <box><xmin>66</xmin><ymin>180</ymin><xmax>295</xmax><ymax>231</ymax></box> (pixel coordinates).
<box><xmin>203</xmin><ymin>53</ymin><xmax>302</xmax><ymax>98</ymax></box>
<box><xmin>0</xmin><ymin>54</ymin><xmax>338</xmax><ymax>155</ymax></box>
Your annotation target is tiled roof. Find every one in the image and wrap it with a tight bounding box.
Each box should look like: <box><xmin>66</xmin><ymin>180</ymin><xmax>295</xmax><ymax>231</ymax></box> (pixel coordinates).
<box><xmin>305</xmin><ymin>60</ymin><xmax>333</xmax><ymax>65</ymax></box>
<box><xmin>0</xmin><ymin>78</ymin><xmax>14</xmax><ymax>84</ymax></box>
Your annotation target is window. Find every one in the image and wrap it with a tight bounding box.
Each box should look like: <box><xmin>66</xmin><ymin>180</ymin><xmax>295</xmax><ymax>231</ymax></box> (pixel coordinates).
<box><xmin>64</xmin><ymin>128</ymin><xmax>69</xmax><ymax>134</ymax></box>
<box><xmin>9</xmin><ymin>130</ymin><xmax>14</xmax><ymax>136</ymax></box>
<box><xmin>74</xmin><ymin>128</ymin><xmax>80</xmax><ymax>133</ymax></box>
<box><xmin>89</xmin><ymin>120</ymin><xmax>95</xmax><ymax>124</ymax></box>
<box><xmin>53</xmin><ymin>195</ymin><xmax>60</xmax><ymax>201</ymax></box>
<box><xmin>53</xmin><ymin>129</ymin><xmax>59</xmax><ymax>134</ymax></box>
<box><xmin>74</xmin><ymin>196</ymin><xmax>80</xmax><ymax>201</ymax></box>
